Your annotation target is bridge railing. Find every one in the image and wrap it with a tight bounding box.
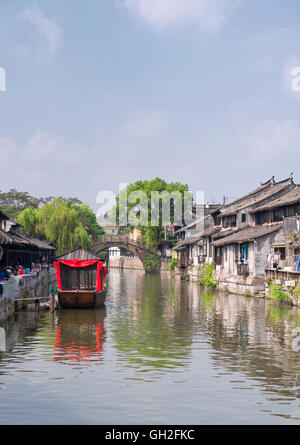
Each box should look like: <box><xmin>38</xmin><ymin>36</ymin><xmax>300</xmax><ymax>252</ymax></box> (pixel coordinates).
<box><xmin>95</xmin><ymin>235</ymin><xmax>158</xmax><ymax>255</ymax></box>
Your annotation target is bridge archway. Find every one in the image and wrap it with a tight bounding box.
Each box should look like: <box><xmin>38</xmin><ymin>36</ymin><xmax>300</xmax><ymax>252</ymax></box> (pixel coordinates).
<box><xmin>92</xmin><ymin>236</ymin><xmax>160</xmax><ymax>273</ymax></box>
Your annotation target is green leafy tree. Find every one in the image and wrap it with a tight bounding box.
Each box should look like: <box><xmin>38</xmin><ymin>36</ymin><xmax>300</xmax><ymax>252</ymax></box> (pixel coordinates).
<box><xmin>17</xmin><ymin>207</ymin><xmax>40</xmax><ymax>236</ymax></box>
<box><xmin>143</xmin><ymin>254</ymin><xmax>160</xmax><ymax>273</ymax></box>
<box><xmin>0</xmin><ymin>188</ymin><xmax>84</xmax><ymax>220</ymax></box>
<box><xmin>111</xmin><ymin>178</ymin><xmax>190</xmax><ymax>249</ymax></box>
<box><xmin>17</xmin><ymin>198</ymin><xmax>102</xmax><ymax>255</ymax></box>
<box><xmin>74</xmin><ymin>203</ymin><xmax>104</xmax><ymax>239</ymax></box>
<box><xmin>0</xmin><ymin>189</ymin><xmax>43</xmax><ymax>219</ymax></box>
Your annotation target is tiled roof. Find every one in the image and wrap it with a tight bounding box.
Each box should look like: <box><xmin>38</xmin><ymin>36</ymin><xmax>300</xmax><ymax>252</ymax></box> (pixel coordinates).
<box><xmin>217</xmin><ymin>178</ymin><xmax>292</xmax><ymax>217</ymax></box>
<box><xmin>251</xmin><ymin>185</ymin><xmax>300</xmax><ymax>213</ymax></box>
<box><xmin>0</xmin><ymin>228</ymin><xmax>55</xmax><ymax>251</ymax></box>
<box><xmin>212</xmin><ymin>227</ymin><xmax>240</xmax><ymax>240</ymax></box>
<box><xmin>0</xmin><ymin>228</ymin><xmax>11</xmax><ymax>244</ymax></box>
<box><xmin>213</xmin><ymin>223</ymin><xmax>282</xmax><ymax>247</ymax></box>
<box><xmin>175</xmin><ymin>206</ymin><xmax>221</xmax><ymax>234</ymax></box>
<box><xmin>57</xmin><ymin>248</ymin><xmax>102</xmax><ymax>261</ymax></box>
<box><xmin>201</xmin><ymin>226</ymin><xmax>221</xmax><ymax>238</ymax></box>
<box><xmin>173</xmin><ymin>237</ymin><xmax>200</xmax><ymax>250</ymax></box>
<box><xmin>175</xmin><ymin>214</ymin><xmax>211</xmax><ymax>235</ymax></box>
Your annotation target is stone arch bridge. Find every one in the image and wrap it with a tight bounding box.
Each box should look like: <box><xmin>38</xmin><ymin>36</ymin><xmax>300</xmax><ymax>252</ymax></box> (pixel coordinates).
<box><xmin>92</xmin><ymin>236</ymin><xmax>160</xmax><ymax>272</ymax></box>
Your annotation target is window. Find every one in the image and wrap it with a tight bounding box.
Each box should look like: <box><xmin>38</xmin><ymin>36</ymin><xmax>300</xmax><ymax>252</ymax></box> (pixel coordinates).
<box><xmin>240</xmin><ymin>244</ymin><xmax>249</xmax><ymax>264</ymax></box>
<box><xmin>223</xmin><ymin>215</ymin><xmax>236</xmax><ymax>228</ymax></box>
<box><xmin>274</xmin><ymin>247</ymin><xmax>285</xmax><ymax>261</ymax></box>
<box><xmin>223</xmin><ymin>246</ymin><xmax>228</xmax><ymax>262</ymax></box>
<box><xmin>214</xmin><ymin>216</ymin><xmax>221</xmax><ymax>226</ymax></box>
<box><xmin>241</xmin><ymin>214</ymin><xmax>246</xmax><ymax>223</ymax></box>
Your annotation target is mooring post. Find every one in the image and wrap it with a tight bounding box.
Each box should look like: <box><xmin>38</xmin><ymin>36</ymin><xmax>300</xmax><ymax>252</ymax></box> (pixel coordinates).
<box><xmin>51</xmin><ymin>294</ymin><xmax>55</xmax><ymax>312</ymax></box>
<box><xmin>49</xmin><ymin>287</ymin><xmax>54</xmax><ymax>313</ymax></box>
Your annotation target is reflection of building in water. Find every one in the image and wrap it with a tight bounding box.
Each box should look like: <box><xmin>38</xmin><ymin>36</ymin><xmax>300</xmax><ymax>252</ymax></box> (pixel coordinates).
<box><xmin>110</xmin><ymin>274</ymin><xmax>194</xmax><ymax>375</ymax></box>
<box><xmin>109</xmin><ymin>247</ymin><xmax>120</xmax><ymax>259</ymax></box>
<box><xmin>200</xmin><ymin>290</ymin><xmax>300</xmax><ymax>390</ymax></box>
<box><xmin>159</xmin><ymin>275</ymin><xmax>300</xmax><ymax>392</ymax></box>
<box><xmin>0</xmin><ymin>311</ymin><xmax>48</xmax><ymax>357</ymax></box>
<box><xmin>108</xmin><ymin>271</ymin><xmax>146</xmax><ymax>320</ymax></box>
<box><xmin>53</xmin><ymin>310</ymin><xmax>107</xmax><ymax>363</ymax></box>
<box><xmin>213</xmin><ymin>292</ymin><xmax>291</xmax><ymax>353</ymax></box>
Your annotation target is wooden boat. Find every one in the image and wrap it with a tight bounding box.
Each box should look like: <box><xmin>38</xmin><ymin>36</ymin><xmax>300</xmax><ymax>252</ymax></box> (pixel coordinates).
<box><xmin>54</xmin><ymin>248</ymin><xmax>108</xmax><ymax>309</ymax></box>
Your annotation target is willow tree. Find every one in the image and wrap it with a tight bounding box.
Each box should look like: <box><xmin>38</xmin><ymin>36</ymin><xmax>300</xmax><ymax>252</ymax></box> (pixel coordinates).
<box><xmin>17</xmin><ymin>198</ymin><xmax>97</xmax><ymax>254</ymax></box>
<box><xmin>17</xmin><ymin>207</ymin><xmax>40</xmax><ymax>236</ymax></box>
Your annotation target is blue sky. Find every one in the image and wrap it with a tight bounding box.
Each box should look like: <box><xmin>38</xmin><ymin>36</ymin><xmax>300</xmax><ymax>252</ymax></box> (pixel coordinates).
<box><xmin>1</xmin><ymin>0</ymin><xmax>300</xmax><ymax>209</ymax></box>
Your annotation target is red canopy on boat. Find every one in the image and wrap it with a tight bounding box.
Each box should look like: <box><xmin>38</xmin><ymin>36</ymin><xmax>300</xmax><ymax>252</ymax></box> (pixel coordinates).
<box><xmin>54</xmin><ymin>259</ymin><xmax>108</xmax><ymax>292</ymax></box>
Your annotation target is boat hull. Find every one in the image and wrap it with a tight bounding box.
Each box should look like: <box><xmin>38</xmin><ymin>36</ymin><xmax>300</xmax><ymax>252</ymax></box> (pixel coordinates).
<box><xmin>58</xmin><ymin>289</ymin><xmax>107</xmax><ymax>309</ymax></box>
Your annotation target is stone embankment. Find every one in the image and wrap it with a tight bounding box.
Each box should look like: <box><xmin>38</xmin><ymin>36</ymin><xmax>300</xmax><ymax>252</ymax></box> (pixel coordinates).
<box><xmin>0</xmin><ymin>268</ymin><xmax>57</xmax><ymax>321</ymax></box>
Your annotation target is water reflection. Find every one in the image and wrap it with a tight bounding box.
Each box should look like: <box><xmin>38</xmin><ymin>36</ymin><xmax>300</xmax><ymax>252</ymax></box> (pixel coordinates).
<box><xmin>53</xmin><ymin>309</ymin><xmax>107</xmax><ymax>363</ymax></box>
<box><xmin>0</xmin><ymin>271</ymin><xmax>300</xmax><ymax>424</ymax></box>
<box><xmin>108</xmin><ymin>273</ymin><xmax>193</xmax><ymax>376</ymax></box>
<box><xmin>0</xmin><ymin>328</ymin><xmax>5</xmax><ymax>352</ymax></box>
<box><xmin>108</xmin><ymin>272</ymin><xmax>300</xmax><ymax>418</ymax></box>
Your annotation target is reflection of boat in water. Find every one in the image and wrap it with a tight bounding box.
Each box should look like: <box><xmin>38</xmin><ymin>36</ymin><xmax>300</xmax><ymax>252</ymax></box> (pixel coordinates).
<box><xmin>54</xmin><ymin>248</ymin><xmax>108</xmax><ymax>309</ymax></box>
<box><xmin>54</xmin><ymin>309</ymin><xmax>107</xmax><ymax>362</ymax></box>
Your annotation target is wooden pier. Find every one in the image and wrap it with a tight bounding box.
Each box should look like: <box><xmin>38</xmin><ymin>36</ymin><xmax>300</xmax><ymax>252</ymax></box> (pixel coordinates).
<box><xmin>14</xmin><ymin>289</ymin><xmax>58</xmax><ymax>313</ymax></box>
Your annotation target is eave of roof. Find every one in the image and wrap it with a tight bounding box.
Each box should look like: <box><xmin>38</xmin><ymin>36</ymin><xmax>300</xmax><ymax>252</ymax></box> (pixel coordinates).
<box><xmin>213</xmin><ymin>223</ymin><xmax>282</xmax><ymax>247</ymax></box>
<box><xmin>175</xmin><ymin>215</ymin><xmax>207</xmax><ymax>234</ymax></box>
<box><xmin>201</xmin><ymin>226</ymin><xmax>222</xmax><ymax>238</ymax></box>
<box><xmin>0</xmin><ymin>229</ymin><xmax>55</xmax><ymax>250</ymax></box>
<box><xmin>220</xmin><ymin>181</ymin><xmax>292</xmax><ymax>217</ymax></box>
<box><xmin>173</xmin><ymin>237</ymin><xmax>200</xmax><ymax>250</ymax></box>
<box><xmin>250</xmin><ymin>185</ymin><xmax>300</xmax><ymax>213</ymax></box>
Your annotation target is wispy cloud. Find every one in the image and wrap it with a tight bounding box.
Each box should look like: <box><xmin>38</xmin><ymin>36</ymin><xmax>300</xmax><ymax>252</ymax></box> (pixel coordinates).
<box><xmin>22</xmin><ymin>4</ymin><xmax>63</xmax><ymax>53</ymax></box>
<box><xmin>0</xmin><ymin>111</ymin><xmax>171</xmax><ymax>204</ymax></box>
<box><xmin>119</xmin><ymin>0</ymin><xmax>241</xmax><ymax>32</ymax></box>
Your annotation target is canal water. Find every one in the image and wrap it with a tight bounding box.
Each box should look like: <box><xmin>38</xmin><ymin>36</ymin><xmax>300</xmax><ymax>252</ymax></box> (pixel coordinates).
<box><xmin>0</xmin><ymin>270</ymin><xmax>300</xmax><ymax>425</ymax></box>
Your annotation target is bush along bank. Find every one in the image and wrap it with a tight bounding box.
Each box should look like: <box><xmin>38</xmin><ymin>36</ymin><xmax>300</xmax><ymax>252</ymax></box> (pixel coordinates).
<box><xmin>198</xmin><ymin>263</ymin><xmax>217</xmax><ymax>288</ymax></box>
<box><xmin>267</xmin><ymin>280</ymin><xmax>300</xmax><ymax>305</ymax></box>
<box><xmin>175</xmin><ymin>262</ymin><xmax>218</xmax><ymax>287</ymax></box>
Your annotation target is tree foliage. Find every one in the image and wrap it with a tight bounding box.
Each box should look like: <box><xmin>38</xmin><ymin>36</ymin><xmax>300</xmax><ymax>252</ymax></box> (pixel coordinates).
<box><xmin>143</xmin><ymin>254</ymin><xmax>160</xmax><ymax>273</ymax></box>
<box><xmin>0</xmin><ymin>189</ymin><xmax>43</xmax><ymax>219</ymax></box>
<box><xmin>111</xmin><ymin>178</ymin><xmax>189</xmax><ymax>249</ymax></box>
<box><xmin>0</xmin><ymin>188</ymin><xmax>82</xmax><ymax>220</ymax></box>
<box><xmin>168</xmin><ymin>258</ymin><xmax>178</xmax><ymax>273</ymax></box>
<box><xmin>198</xmin><ymin>263</ymin><xmax>217</xmax><ymax>288</ymax></box>
<box><xmin>17</xmin><ymin>198</ymin><xmax>103</xmax><ymax>255</ymax></box>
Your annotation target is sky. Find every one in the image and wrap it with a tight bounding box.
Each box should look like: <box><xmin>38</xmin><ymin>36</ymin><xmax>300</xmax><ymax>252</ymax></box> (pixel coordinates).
<box><xmin>1</xmin><ymin>0</ymin><xmax>300</xmax><ymax>210</ymax></box>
